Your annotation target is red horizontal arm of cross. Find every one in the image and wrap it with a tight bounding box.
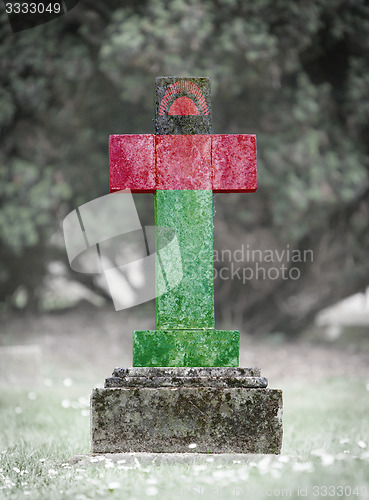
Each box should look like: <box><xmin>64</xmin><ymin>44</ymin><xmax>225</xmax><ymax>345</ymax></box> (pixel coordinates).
<box><xmin>109</xmin><ymin>134</ymin><xmax>257</xmax><ymax>193</ymax></box>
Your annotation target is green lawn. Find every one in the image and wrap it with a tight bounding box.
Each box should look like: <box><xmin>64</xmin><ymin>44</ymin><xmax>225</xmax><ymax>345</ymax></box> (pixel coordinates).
<box><xmin>1</xmin><ymin>377</ymin><xmax>368</xmax><ymax>499</ymax></box>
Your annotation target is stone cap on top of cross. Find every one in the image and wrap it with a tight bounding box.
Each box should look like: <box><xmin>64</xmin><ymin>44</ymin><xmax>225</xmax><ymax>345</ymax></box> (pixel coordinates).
<box><xmin>155</xmin><ymin>77</ymin><xmax>212</xmax><ymax>135</ymax></box>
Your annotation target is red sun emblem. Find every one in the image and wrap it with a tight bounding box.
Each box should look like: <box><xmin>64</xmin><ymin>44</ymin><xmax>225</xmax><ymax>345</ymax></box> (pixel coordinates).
<box><xmin>159</xmin><ymin>80</ymin><xmax>210</xmax><ymax>116</ymax></box>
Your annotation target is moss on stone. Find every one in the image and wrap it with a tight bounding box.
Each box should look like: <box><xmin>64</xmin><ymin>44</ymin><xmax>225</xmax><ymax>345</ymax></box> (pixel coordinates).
<box><xmin>91</xmin><ymin>387</ymin><xmax>283</xmax><ymax>454</ymax></box>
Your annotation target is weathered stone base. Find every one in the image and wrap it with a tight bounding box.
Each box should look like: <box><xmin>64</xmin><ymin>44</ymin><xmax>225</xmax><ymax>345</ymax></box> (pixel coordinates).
<box><xmin>91</xmin><ymin>368</ymin><xmax>283</xmax><ymax>454</ymax></box>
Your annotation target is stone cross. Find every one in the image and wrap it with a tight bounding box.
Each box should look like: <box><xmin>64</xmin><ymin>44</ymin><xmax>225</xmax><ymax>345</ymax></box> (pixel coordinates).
<box><xmin>109</xmin><ymin>77</ymin><xmax>257</xmax><ymax>367</ymax></box>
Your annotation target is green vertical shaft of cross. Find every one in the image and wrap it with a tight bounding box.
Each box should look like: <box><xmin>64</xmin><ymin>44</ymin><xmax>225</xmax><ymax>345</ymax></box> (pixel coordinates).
<box><xmin>133</xmin><ymin>77</ymin><xmax>239</xmax><ymax>367</ymax></box>
<box><xmin>155</xmin><ymin>189</ymin><xmax>214</xmax><ymax>330</ymax></box>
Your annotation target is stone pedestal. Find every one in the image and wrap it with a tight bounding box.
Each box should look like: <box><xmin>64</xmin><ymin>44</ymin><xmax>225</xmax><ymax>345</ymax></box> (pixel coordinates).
<box><xmin>91</xmin><ymin>368</ymin><xmax>283</xmax><ymax>454</ymax></box>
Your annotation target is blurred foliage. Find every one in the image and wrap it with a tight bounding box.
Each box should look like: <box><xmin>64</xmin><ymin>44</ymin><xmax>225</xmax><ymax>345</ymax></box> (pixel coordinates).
<box><xmin>0</xmin><ymin>0</ymin><xmax>369</xmax><ymax>332</ymax></box>
<box><xmin>0</xmin><ymin>160</ymin><xmax>71</xmax><ymax>252</ymax></box>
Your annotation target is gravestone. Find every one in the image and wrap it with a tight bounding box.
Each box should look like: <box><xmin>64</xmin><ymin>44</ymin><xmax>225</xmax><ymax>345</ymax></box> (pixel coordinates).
<box><xmin>91</xmin><ymin>77</ymin><xmax>283</xmax><ymax>453</ymax></box>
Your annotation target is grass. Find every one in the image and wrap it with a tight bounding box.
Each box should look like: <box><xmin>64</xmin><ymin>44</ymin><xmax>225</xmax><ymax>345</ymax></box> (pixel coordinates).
<box><xmin>0</xmin><ymin>377</ymin><xmax>369</xmax><ymax>499</ymax></box>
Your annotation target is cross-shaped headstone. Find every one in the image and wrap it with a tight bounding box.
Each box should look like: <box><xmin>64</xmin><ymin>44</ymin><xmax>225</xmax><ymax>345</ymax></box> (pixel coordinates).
<box><xmin>109</xmin><ymin>77</ymin><xmax>257</xmax><ymax>367</ymax></box>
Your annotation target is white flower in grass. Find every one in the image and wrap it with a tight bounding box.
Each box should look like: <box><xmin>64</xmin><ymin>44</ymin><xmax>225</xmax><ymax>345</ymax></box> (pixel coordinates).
<box><xmin>116</xmin><ymin>459</ymin><xmax>126</xmax><ymax>464</ymax></box>
<box><xmin>39</xmin><ymin>459</ymin><xmax>46</xmax><ymax>463</ymax></box>
<box><xmin>212</xmin><ymin>468</ymin><xmax>238</xmax><ymax>482</ymax></box>
<box><xmin>117</xmin><ymin>465</ymin><xmax>130</xmax><ymax>470</ymax></box>
<box><xmin>256</xmin><ymin>455</ymin><xmax>272</xmax><ymax>473</ymax></box>
<box><xmin>292</xmin><ymin>462</ymin><xmax>314</xmax><ymax>472</ymax></box>
<box><xmin>188</xmin><ymin>443</ymin><xmax>197</xmax><ymax>449</ymax></box>
<box><xmin>339</xmin><ymin>438</ymin><xmax>349</xmax><ymax>444</ymax></box>
<box><xmin>238</xmin><ymin>468</ymin><xmax>249</xmax><ymax>481</ymax></box>
<box><xmin>272</xmin><ymin>461</ymin><xmax>283</xmax><ymax>470</ymax></box>
<box><xmin>146</xmin><ymin>486</ymin><xmax>159</xmax><ymax>496</ymax></box>
<box><xmin>335</xmin><ymin>453</ymin><xmax>349</xmax><ymax>460</ymax></box>
<box><xmin>358</xmin><ymin>440</ymin><xmax>367</xmax><ymax>449</ymax></box>
<box><xmin>78</xmin><ymin>396</ymin><xmax>89</xmax><ymax>407</ymax></box>
<box><xmin>321</xmin><ymin>454</ymin><xmax>335</xmax><ymax>467</ymax></box>
<box><xmin>200</xmin><ymin>475</ymin><xmax>213</xmax><ymax>485</ymax></box>
<box><xmin>271</xmin><ymin>468</ymin><xmax>281</xmax><ymax>479</ymax></box>
<box><xmin>212</xmin><ymin>469</ymin><xmax>227</xmax><ymax>478</ymax></box>
<box><xmin>146</xmin><ymin>477</ymin><xmax>158</xmax><ymax>485</ymax></box>
<box><xmin>63</xmin><ymin>378</ymin><xmax>73</xmax><ymax>387</ymax></box>
<box><xmin>13</xmin><ymin>467</ymin><xmax>20</xmax><ymax>474</ymax></box>
<box><xmin>108</xmin><ymin>482</ymin><xmax>121</xmax><ymax>491</ymax></box>
<box><xmin>311</xmin><ymin>449</ymin><xmax>325</xmax><ymax>457</ymax></box>
<box><xmin>4</xmin><ymin>477</ymin><xmax>15</xmax><ymax>487</ymax></box>
<box><xmin>15</xmin><ymin>407</ymin><xmax>22</xmax><ymax>414</ymax></box>
<box><xmin>24</xmin><ymin>491</ymin><xmax>31</xmax><ymax>496</ymax></box>
<box><xmin>104</xmin><ymin>462</ymin><xmax>114</xmax><ymax>469</ymax></box>
<box><xmin>90</xmin><ymin>458</ymin><xmax>99</xmax><ymax>463</ymax></box>
<box><xmin>48</xmin><ymin>469</ymin><xmax>58</xmax><ymax>477</ymax></box>
<box><xmin>206</xmin><ymin>457</ymin><xmax>214</xmax><ymax>463</ymax></box>
<box><xmin>193</xmin><ymin>464</ymin><xmax>207</xmax><ymax>472</ymax></box>
<box><xmin>61</xmin><ymin>400</ymin><xmax>70</xmax><ymax>409</ymax></box>
<box><xmin>81</xmin><ymin>410</ymin><xmax>89</xmax><ymax>417</ymax></box>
